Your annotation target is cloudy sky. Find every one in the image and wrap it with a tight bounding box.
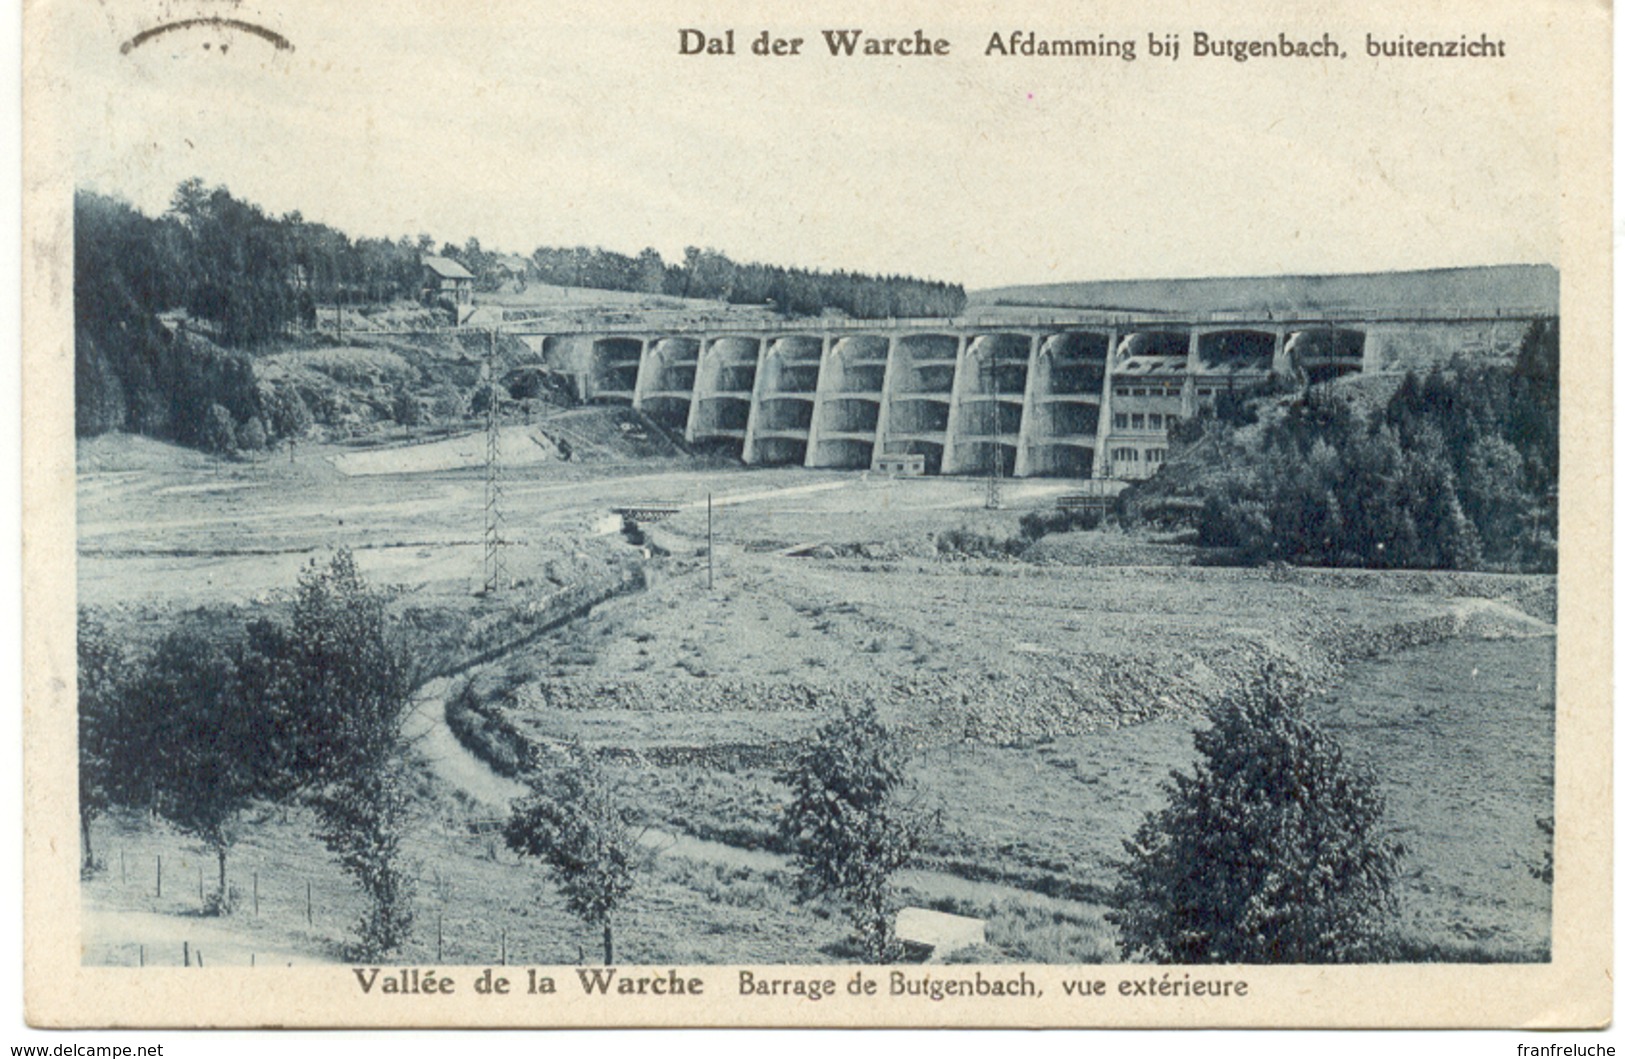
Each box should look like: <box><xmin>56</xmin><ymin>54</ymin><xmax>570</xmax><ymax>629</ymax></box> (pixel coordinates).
<box><xmin>67</xmin><ymin>0</ymin><xmax>1563</xmax><ymax>290</ymax></box>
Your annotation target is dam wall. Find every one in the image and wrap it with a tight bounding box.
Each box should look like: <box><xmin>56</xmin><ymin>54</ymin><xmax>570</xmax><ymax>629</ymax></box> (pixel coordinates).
<box><xmin>517</xmin><ymin>308</ymin><xmax>1549</xmax><ymax>480</ymax></box>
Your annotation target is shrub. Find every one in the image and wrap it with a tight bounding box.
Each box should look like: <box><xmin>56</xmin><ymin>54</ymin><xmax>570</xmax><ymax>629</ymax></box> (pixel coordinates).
<box><xmin>1107</xmin><ymin>669</ymin><xmax>1402</xmax><ymax>963</ymax></box>
<box><xmin>319</xmin><ymin>762</ymin><xmax>417</xmax><ymax>957</ymax></box>
<box><xmin>1018</xmin><ymin>506</ymin><xmax>1103</xmax><ymax>541</ymax></box>
<box><xmin>935</xmin><ymin>527</ymin><xmax>1020</xmax><ymax>559</ymax></box>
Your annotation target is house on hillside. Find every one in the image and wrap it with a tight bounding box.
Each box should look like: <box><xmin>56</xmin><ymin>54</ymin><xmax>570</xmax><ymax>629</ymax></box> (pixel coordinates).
<box><xmin>421</xmin><ymin>255</ymin><xmax>476</xmax><ymax>305</ymax></box>
<box><xmin>495</xmin><ymin>254</ymin><xmax>531</xmax><ymax>291</ymax></box>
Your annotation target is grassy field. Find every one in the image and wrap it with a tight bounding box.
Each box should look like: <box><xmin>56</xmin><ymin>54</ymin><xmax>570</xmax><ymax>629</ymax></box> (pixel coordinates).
<box><xmin>77</xmin><ymin>430</ymin><xmax>1558</xmax><ymax>964</ymax></box>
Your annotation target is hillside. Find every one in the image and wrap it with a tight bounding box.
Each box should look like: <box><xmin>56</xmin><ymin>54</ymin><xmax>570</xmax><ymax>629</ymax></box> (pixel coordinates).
<box><xmin>972</xmin><ymin>264</ymin><xmax>1558</xmax><ymax>316</ymax></box>
<box><xmin>1125</xmin><ymin>318</ymin><xmax>1560</xmax><ymax>574</ymax></box>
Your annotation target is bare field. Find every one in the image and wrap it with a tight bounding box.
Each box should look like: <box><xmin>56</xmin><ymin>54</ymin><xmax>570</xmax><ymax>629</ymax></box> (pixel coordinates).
<box><xmin>77</xmin><ymin>431</ymin><xmax>1557</xmax><ymax>962</ymax></box>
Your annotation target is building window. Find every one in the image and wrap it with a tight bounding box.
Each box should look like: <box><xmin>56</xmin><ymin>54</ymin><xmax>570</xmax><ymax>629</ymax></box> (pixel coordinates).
<box><xmin>1114</xmin><ymin>413</ymin><xmax>1128</xmax><ymax>429</ymax></box>
<box><xmin>1113</xmin><ymin>448</ymin><xmax>1138</xmax><ymax>462</ymax></box>
<box><xmin>1132</xmin><ymin>388</ymin><xmax>1147</xmax><ymax>396</ymax></box>
<box><xmin>1198</xmin><ymin>388</ymin><xmax>1212</xmax><ymax>397</ymax></box>
<box><xmin>1166</xmin><ymin>415</ymin><xmax>1179</xmax><ymax>429</ymax></box>
<box><xmin>1147</xmin><ymin>448</ymin><xmax>1167</xmax><ymax>463</ymax></box>
<box><xmin>1148</xmin><ymin>413</ymin><xmax>1163</xmax><ymax>430</ymax></box>
<box><xmin>1131</xmin><ymin>413</ymin><xmax>1145</xmax><ymax>430</ymax></box>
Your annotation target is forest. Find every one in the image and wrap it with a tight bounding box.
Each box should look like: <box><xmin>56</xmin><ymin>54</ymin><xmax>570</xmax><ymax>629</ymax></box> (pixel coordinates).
<box><xmin>74</xmin><ymin>180</ymin><xmax>967</xmax><ymax>443</ymax></box>
<box><xmin>1128</xmin><ymin>319</ymin><xmax>1560</xmax><ymax>573</ymax></box>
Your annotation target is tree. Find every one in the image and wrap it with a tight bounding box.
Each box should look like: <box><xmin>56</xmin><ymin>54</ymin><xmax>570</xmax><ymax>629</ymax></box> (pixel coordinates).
<box><xmin>236</xmin><ymin>415</ymin><xmax>268</xmax><ymax>455</ymax></box>
<box><xmin>282</xmin><ymin>550</ymin><xmax>419</xmax><ymax>957</ymax></box>
<box><xmin>265</xmin><ymin>384</ymin><xmax>313</xmax><ymax>441</ymax></box>
<box><xmin>1107</xmin><ymin>669</ymin><xmax>1402</xmax><ymax>963</ymax></box>
<box><xmin>778</xmin><ymin>702</ymin><xmax>923</xmax><ymax>961</ymax></box>
<box><xmin>128</xmin><ymin>630</ymin><xmax>259</xmax><ymax>912</ymax></box>
<box><xmin>505</xmin><ymin>749</ymin><xmax>637</xmax><ymax>964</ymax></box>
<box><xmin>203</xmin><ymin>403</ymin><xmax>237</xmax><ymax>457</ymax></box>
<box><xmin>317</xmin><ymin>759</ymin><xmax>418</xmax><ymax>955</ymax></box>
<box><xmin>77</xmin><ymin>613</ymin><xmax>126</xmax><ymax>873</ymax></box>
<box><xmin>391</xmin><ymin>390</ymin><xmax>424</xmax><ymax>427</ymax></box>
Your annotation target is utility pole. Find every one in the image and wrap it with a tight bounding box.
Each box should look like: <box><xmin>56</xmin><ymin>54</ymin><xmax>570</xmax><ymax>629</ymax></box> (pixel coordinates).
<box><xmin>483</xmin><ymin>329</ymin><xmax>508</xmax><ymax>594</ymax></box>
<box><xmin>986</xmin><ymin>340</ymin><xmax>1002</xmax><ymax>510</ymax></box>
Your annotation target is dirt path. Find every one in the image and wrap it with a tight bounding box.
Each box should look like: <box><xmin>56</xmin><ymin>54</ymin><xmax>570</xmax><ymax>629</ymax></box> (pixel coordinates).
<box><xmin>81</xmin><ymin>909</ymin><xmax>328</xmax><ymax>968</ymax></box>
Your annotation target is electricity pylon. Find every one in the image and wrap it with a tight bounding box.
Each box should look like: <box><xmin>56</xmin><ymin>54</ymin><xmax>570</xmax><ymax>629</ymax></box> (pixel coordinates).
<box><xmin>483</xmin><ymin>329</ymin><xmax>508</xmax><ymax>593</ymax></box>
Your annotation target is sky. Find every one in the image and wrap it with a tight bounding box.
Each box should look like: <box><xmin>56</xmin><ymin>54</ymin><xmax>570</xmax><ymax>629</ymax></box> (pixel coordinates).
<box><xmin>66</xmin><ymin>0</ymin><xmax>1564</xmax><ymax>291</ymax></box>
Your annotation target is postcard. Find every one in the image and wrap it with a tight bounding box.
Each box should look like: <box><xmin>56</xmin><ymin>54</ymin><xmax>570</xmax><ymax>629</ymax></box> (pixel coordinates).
<box><xmin>21</xmin><ymin>0</ymin><xmax>1611</xmax><ymax>1029</ymax></box>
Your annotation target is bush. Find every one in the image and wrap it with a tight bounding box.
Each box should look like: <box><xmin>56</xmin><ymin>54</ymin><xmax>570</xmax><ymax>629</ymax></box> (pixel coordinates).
<box><xmin>265</xmin><ymin>384</ymin><xmax>313</xmax><ymax>439</ymax></box>
<box><xmin>935</xmin><ymin>527</ymin><xmax>1020</xmax><ymax>560</ymax></box>
<box><xmin>1107</xmin><ymin>669</ymin><xmax>1402</xmax><ymax>963</ymax></box>
<box><xmin>321</xmin><ymin>764</ymin><xmax>417</xmax><ymax>958</ymax></box>
<box><xmin>1018</xmin><ymin>506</ymin><xmax>1103</xmax><ymax>541</ymax></box>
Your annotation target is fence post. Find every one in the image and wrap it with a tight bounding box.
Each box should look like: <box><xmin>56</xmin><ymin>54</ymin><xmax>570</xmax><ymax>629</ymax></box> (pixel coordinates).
<box><xmin>120</xmin><ymin>850</ymin><xmax>126</xmax><ymax>885</ymax></box>
<box><xmin>198</xmin><ymin>863</ymin><xmax>205</xmax><ymax>904</ymax></box>
<box><xmin>437</xmin><ymin>914</ymin><xmax>443</xmax><ymax>962</ymax></box>
<box><xmin>500</xmin><ymin>928</ymin><xmax>507</xmax><ymax>966</ymax></box>
<box><xmin>253</xmin><ymin>872</ymin><xmax>259</xmax><ymax>916</ymax></box>
<box><xmin>183</xmin><ymin>941</ymin><xmax>189</xmax><ymax>967</ymax></box>
<box><xmin>138</xmin><ymin>944</ymin><xmax>144</xmax><ymax>968</ymax></box>
<box><xmin>306</xmin><ymin>880</ymin><xmax>313</xmax><ymax>925</ymax></box>
<box><xmin>156</xmin><ymin>855</ymin><xmax>162</xmax><ymax>898</ymax></box>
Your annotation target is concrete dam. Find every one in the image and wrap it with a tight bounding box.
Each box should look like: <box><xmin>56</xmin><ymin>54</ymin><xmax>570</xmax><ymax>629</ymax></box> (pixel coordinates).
<box><xmin>514</xmin><ymin>308</ymin><xmax>1547</xmax><ymax>480</ymax></box>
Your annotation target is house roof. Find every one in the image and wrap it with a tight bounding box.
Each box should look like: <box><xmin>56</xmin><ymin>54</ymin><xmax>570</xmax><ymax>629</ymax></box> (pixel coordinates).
<box><xmin>496</xmin><ymin>254</ymin><xmax>530</xmax><ymax>274</ymax></box>
<box><xmin>422</xmin><ymin>255</ymin><xmax>476</xmax><ymax>280</ymax></box>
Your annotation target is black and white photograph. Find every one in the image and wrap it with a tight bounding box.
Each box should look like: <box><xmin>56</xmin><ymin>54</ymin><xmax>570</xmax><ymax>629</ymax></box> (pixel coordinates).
<box><xmin>20</xmin><ymin>0</ymin><xmax>1611</xmax><ymax>1030</ymax></box>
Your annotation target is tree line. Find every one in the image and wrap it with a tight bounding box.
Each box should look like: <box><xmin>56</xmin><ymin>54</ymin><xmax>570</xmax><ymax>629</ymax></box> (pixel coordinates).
<box><xmin>511</xmin><ymin>244</ymin><xmax>967</xmax><ymax>319</ymax></box>
<box><xmin>79</xmin><ymin>551</ymin><xmax>419</xmax><ymax>955</ymax></box>
<box><xmin>76</xmin><ymin>181</ymin><xmax>967</xmax><ymax>444</ymax></box>
<box><xmin>77</xmin><ymin>180</ymin><xmax>965</xmax><ymax>349</ymax></box>
<box><xmin>1130</xmin><ymin>319</ymin><xmax>1559</xmax><ymax>573</ymax></box>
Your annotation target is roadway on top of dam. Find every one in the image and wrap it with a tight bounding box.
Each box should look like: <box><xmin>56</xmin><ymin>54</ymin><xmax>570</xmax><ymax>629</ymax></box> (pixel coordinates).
<box><xmin>497</xmin><ymin>304</ymin><xmax>1553</xmax><ymax>339</ymax></box>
